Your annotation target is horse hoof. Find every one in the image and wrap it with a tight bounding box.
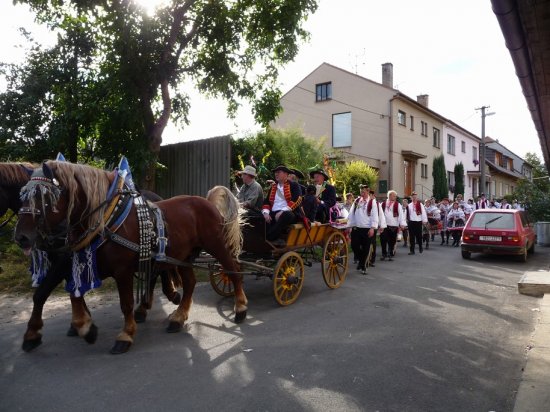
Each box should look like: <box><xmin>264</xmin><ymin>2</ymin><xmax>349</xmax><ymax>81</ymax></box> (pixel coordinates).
<box><xmin>67</xmin><ymin>325</ymin><xmax>78</xmax><ymax>337</ymax></box>
<box><xmin>234</xmin><ymin>310</ymin><xmax>247</xmax><ymax>324</ymax></box>
<box><xmin>110</xmin><ymin>340</ymin><xmax>132</xmax><ymax>354</ymax></box>
<box><xmin>171</xmin><ymin>292</ymin><xmax>181</xmax><ymax>305</ymax></box>
<box><xmin>22</xmin><ymin>337</ymin><xmax>42</xmax><ymax>352</ymax></box>
<box><xmin>166</xmin><ymin>321</ymin><xmax>182</xmax><ymax>333</ymax></box>
<box><xmin>84</xmin><ymin>323</ymin><xmax>98</xmax><ymax>344</ymax></box>
<box><xmin>134</xmin><ymin>311</ymin><xmax>147</xmax><ymax>323</ymax></box>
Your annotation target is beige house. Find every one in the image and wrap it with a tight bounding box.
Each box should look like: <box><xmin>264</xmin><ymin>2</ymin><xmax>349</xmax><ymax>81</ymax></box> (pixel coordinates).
<box><xmin>389</xmin><ymin>93</ymin><xmax>445</xmax><ymax>198</ymax></box>
<box><xmin>272</xmin><ymin>62</ymin><xmax>446</xmax><ymax>198</ymax></box>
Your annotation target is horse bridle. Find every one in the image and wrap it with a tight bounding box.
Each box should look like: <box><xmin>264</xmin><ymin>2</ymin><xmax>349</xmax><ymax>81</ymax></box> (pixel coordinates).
<box><xmin>18</xmin><ymin>175</ymin><xmax>70</xmax><ymax>251</ymax></box>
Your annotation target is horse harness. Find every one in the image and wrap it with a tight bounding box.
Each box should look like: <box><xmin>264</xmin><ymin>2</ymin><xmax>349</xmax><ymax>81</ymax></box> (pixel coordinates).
<box><xmin>20</xmin><ymin>171</ymin><xmax>192</xmax><ymax>305</ymax></box>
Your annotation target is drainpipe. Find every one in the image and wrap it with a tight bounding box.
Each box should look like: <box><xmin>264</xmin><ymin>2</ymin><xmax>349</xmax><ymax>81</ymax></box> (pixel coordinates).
<box><xmin>388</xmin><ymin>98</ymin><xmax>393</xmax><ymax>190</ymax></box>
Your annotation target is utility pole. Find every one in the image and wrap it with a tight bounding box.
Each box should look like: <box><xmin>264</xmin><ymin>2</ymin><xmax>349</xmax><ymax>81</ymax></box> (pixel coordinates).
<box><xmin>476</xmin><ymin>105</ymin><xmax>495</xmax><ymax>197</ymax></box>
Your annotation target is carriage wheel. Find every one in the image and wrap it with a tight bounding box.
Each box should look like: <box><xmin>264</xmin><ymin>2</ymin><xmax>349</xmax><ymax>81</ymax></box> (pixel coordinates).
<box><xmin>322</xmin><ymin>231</ymin><xmax>348</xmax><ymax>288</ymax></box>
<box><xmin>273</xmin><ymin>251</ymin><xmax>304</xmax><ymax>306</ymax></box>
<box><xmin>209</xmin><ymin>271</ymin><xmax>236</xmax><ymax>297</ymax></box>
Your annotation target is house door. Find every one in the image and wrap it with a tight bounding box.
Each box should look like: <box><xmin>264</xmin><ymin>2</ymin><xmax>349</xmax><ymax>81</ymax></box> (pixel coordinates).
<box><xmin>404</xmin><ymin>159</ymin><xmax>414</xmax><ymax>196</ymax></box>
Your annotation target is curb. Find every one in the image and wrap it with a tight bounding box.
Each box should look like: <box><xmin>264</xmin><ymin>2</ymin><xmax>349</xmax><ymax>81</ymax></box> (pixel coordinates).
<box><xmin>513</xmin><ymin>294</ymin><xmax>550</xmax><ymax>411</ymax></box>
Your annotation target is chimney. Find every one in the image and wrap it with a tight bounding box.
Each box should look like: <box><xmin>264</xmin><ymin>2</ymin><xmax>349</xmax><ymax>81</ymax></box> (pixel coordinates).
<box><xmin>382</xmin><ymin>63</ymin><xmax>393</xmax><ymax>88</ymax></box>
<box><xmin>417</xmin><ymin>94</ymin><xmax>429</xmax><ymax>107</ymax></box>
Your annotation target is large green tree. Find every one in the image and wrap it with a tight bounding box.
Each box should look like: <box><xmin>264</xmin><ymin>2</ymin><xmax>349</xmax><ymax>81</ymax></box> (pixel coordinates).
<box><xmin>432</xmin><ymin>154</ymin><xmax>448</xmax><ymax>200</ymax></box>
<box><xmin>3</xmin><ymin>0</ymin><xmax>318</xmax><ymax>186</ymax></box>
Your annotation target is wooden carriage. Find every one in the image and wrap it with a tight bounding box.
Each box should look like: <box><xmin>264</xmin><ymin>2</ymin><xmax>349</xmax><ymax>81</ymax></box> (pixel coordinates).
<box><xmin>207</xmin><ymin>217</ymin><xmax>350</xmax><ymax>306</ymax></box>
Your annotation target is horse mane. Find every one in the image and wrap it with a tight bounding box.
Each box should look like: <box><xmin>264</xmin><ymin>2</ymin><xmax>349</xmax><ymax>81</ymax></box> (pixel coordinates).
<box><xmin>46</xmin><ymin>161</ymin><xmax>112</xmax><ymax>230</ymax></box>
<box><xmin>206</xmin><ymin>186</ymin><xmax>243</xmax><ymax>258</ymax></box>
<box><xmin>0</xmin><ymin>162</ymin><xmax>36</xmax><ymax>187</ymax></box>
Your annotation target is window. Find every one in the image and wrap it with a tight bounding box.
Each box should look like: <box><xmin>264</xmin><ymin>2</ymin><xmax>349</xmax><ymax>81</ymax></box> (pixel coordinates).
<box><xmin>421</xmin><ymin>163</ymin><xmax>428</xmax><ymax>178</ymax></box>
<box><xmin>447</xmin><ymin>134</ymin><xmax>455</xmax><ymax>155</ymax></box>
<box><xmin>397</xmin><ymin>110</ymin><xmax>406</xmax><ymax>126</ymax></box>
<box><xmin>332</xmin><ymin>112</ymin><xmax>352</xmax><ymax>147</ymax></box>
<box><xmin>433</xmin><ymin>128</ymin><xmax>440</xmax><ymax>148</ymax></box>
<box><xmin>315</xmin><ymin>82</ymin><xmax>332</xmax><ymax>102</ymax></box>
<box><xmin>421</xmin><ymin>121</ymin><xmax>428</xmax><ymax>136</ymax></box>
<box><xmin>461</xmin><ymin>141</ymin><xmax>466</xmax><ymax>153</ymax></box>
<box><xmin>410</xmin><ymin>115</ymin><xmax>414</xmax><ymax>131</ymax></box>
<box><xmin>508</xmin><ymin>158</ymin><xmax>513</xmax><ymax>170</ymax></box>
<box><xmin>495</xmin><ymin>152</ymin><xmax>503</xmax><ymax>167</ymax></box>
<box><xmin>472</xmin><ymin>146</ymin><xmax>478</xmax><ymax>162</ymax></box>
<box><xmin>447</xmin><ymin>171</ymin><xmax>455</xmax><ymax>187</ymax></box>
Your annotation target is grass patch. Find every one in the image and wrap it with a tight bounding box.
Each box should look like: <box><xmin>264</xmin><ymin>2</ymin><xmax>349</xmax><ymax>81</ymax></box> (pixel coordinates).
<box><xmin>0</xmin><ymin>221</ymin><xmax>34</xmax><ymax>294</ymax></box>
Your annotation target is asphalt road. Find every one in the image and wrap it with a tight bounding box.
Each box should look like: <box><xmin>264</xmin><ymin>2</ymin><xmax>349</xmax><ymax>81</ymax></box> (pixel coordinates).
<box><xmin>0</xmin><ymin>243</ymin><xmax>548</xmax><ymax>412</ymax></box>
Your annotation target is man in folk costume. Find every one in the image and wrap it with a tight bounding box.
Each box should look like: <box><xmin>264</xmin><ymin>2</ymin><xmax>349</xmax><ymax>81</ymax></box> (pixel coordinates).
<box><xmin>371</xmin><ymin>190</ymin><xmax>385</xmax><ymax>266</ymax></box>
<box><xmin>310</xmin><ymin>169</ymin><xmax>336</xmax><ymax>223</ymax></box>
<box><xmin>406</xmin><ymin>191</ymin><xmax>428</xmax><ymax>255</ymax></box>
<box><xmin>262</xmin><ymin>165</ymin><xmax>303</xmax><ymax>243</ymax></box>
<box><xmin>380</xmin><ymin>190</ymin><xmax>407</xmax><ymax>261</ymax></box>
<box><xmin>347</xmin><ymin>185</ymin><xmax>379</xmax><ymax>274</ymax></box>
<box><xmin>501</xmin><ymin>198</ymin><xmax>512</xmax><ymax>209</ymax></box>
<box><xmin>476</xmin><ymin>193</ymin><xmax>488</xmax><ymax>210</ymax></box>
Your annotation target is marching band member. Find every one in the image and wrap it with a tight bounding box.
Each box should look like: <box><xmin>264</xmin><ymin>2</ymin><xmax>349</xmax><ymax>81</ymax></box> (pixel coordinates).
<box><xmin>424</xmin><ymin>198</ymin><xmax>440</xmax><ymax>243</ymax></box>
<box><xmin>347</xmin><ymin>185</ymin><xmax>379</xmax><ymax>274</ymax></box>
<box><xmin>406</xmin><ymin>191</ymin><xmax>428</xmax><ymax>255</ymax></box>
<box><xmin>501</xmin><ymin>198</ymin><xmax>512</xmax><ymax>209</ymax></box>
<box><xmin>476</xmin><ymin>193</ymin><xmax>488</xmax><ymax>209</ymax></box>
<box><xmin>439</xmin><ymin>198</ymin><xmax>451</xmax><ymax>245</ymax></box>
<box><xmin>380</xmin><ymin>190</ymin><xmax>406</xmax><ymax>261</ymax></box>
<box><xmin>402</xmin><ymin>198</ymin><xmax>410</xmax><ymax>247</ymax></box>
<box><xmin>446</xmin><ymin>201</ymin><xmax>466</xmax><ymax>247</ymax></box>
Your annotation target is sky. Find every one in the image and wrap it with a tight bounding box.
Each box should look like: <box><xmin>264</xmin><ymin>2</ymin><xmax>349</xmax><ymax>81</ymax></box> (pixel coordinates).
<box><xmin>0</xmin><ymin>0</ymin><xmax>543</xmax><ymax>160</ymax></box>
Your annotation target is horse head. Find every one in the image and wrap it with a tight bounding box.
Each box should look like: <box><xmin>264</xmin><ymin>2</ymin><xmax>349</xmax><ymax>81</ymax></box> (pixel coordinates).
<box><xmin>14</xmin><ymin>161</ymin><xmax>71</xmax><ymax>253</ymax></box>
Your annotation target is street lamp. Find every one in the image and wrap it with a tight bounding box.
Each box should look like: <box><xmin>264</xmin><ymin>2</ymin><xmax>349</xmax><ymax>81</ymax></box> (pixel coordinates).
<box><xmin>476</xmin><ymin>106</ymin><xmax>495</xmax><ymax>197</ymax></box>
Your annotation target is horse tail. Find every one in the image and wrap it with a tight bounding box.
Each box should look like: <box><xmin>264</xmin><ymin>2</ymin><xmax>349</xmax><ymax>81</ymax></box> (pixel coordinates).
<box><xmin>206</xmin><ymin>186</ymin><xmax>243</xmax><ymax>258</ymax></box>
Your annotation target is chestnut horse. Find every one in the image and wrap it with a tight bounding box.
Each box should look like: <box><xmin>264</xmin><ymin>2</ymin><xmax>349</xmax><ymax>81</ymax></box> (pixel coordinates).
<box><xmin>0</xmin><ymin>162</ymin><xmax>89</xmax><ymax>351</ymax></box>
<box><xmin>15</xmin><ymin>161</ymin><xmax>247</xmax><ymax>354</ymax></box>
<box><xmin>0</xmin><ymin>162</ymin><xmax>180</xmax><ymax>352</ymax></box>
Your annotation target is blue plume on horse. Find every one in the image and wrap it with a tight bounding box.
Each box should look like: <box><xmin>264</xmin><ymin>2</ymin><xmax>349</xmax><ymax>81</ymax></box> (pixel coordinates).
<box><xmin>118</xmin><ymin>156</ymin><xmax>136</xmax><ymax>191</ymax></box>
<box><xmin>55</xmin><ymin>152</ymin><xmax>66</xmax><ymax>161</ymax></box>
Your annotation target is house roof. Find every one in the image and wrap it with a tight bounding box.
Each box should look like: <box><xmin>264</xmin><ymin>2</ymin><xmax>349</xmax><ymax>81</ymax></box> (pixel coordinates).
<box><xmin>492</xmin><ymin>0</ymin><xmax>550</xmax><ymax>172</ymax></box>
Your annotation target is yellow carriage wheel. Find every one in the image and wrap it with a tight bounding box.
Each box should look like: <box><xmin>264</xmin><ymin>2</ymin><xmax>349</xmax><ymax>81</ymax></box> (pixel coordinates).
<box><xmin>322</xmin><ymin>231</ymin><xmax>349</xmax><ymax>289</ymax></box>
<box><xmin>209</xmin><ymin>271</ymin><xmax>236</xmax><ymax>297</ymax></box>
<box><xmin>273</xmin><ymin>251</ymin><xmax>304</xmax><ymax>306</ymax></box>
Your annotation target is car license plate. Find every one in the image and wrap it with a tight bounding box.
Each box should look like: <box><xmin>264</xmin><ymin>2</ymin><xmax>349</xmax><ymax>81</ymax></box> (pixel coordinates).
<box><xmin>480</xmin><ymin>236</ymin><xmax>501</xmax><ymax>241</ymax></box>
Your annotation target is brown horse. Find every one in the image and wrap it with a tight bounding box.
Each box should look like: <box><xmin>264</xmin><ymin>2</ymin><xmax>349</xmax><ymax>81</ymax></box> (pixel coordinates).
<box><xmin>0</xmin><ymin>162</ymin><xmax>180</xmax><ymax>351</ymax></box>
<box><xmin>14</xmin><ymin>161</ymin><xmax>247</xmax><ymax>354</ymax></box>
<box><xmin>0</xmin><ymin>162</ymin><xmax>92</xmax><ymax>350</ymax></box>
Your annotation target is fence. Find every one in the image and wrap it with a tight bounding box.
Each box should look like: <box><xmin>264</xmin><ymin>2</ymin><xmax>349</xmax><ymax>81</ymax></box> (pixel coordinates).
<box><xmin>156</xmin><ymin>135</ymin><xmax>231</xmax><ymax>198</ymax></box>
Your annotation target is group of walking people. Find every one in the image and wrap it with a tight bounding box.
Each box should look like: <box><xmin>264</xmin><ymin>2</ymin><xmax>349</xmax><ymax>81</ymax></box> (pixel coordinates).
<box><xmin>234</xmin><ymin>162</ymin><xmax>522</xmax><ymax>275</ymax></box>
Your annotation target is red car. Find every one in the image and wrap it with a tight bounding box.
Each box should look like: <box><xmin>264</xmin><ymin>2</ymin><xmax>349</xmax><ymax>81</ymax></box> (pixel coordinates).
<box><xmin>461</xmin><ymin>209</ymin><xmax>536</xmax><ymax>262</ymax></box>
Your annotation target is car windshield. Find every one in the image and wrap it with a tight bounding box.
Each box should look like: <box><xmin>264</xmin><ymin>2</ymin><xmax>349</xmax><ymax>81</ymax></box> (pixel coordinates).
<box><xmin>470</xmin><ymin>212</ymin><xmax>516</xmax><ymax>229</ymax></box>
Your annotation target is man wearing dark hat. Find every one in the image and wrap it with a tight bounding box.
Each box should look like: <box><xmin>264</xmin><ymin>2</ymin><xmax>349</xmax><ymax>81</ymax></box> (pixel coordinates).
<box><xmin>237</xmin><ymin>165</ymin><xmax>264</xmax><ymax>212</ymax></box>
<box><xmin>262</xmin><ymin>165</ymin><xmax>303</xmax><ymax>242</ymax></box>
<box><xmin>289</xmin><ymin>168</ymin><xmax>306</xmax><ymax>195</ymax></box>
<box><xmin>310</xmin><ymin>168</ymin><xmax>336</xmax><ymax>223</ymax></box>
